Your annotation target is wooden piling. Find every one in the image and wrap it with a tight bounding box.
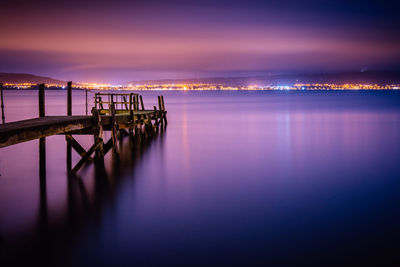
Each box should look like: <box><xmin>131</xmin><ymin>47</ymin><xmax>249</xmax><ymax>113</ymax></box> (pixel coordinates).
<box><xmin>161</xmin><ymin>95</ymin><xmax>167</xmax><ymax>124</ymax></box>
<box><xmin>135</xmin><ymin>95</ymin><xmax>139</xmax><ymax>111</ymax></box>
<box><xmin>0</xmin><ymin>83</ymin><xmax>5</xmax><ymax>124</ymax></box>
<box><xmin>67</xmin><ymin>81</ymin><xmax>72</xmax><ymax>116</ymax></box>
<box><xmin>140</xmin><ymin>95</ymin><xmax>144</xmax><ymax>110</ymax></box>
<box><xmin>110</xmin><ymin>103</ymin><xmax>119</xmax><ymax>155</ymax></box>
<box><xmin>92</xmin><ymin>108</ymin><xmax>104</xmax><ymax>158</ymax></box>
<box><xmin>158</xmin><ymin>96</ymin><xmax>162</xmax><ymax>112</ymax></box>
<box><xmin>85</xmin><ymin>89</ymin><xmax>88</xmax><ymax>115</ymax></box>
<box><xmin>161</xmin><ymin>95</ymin><xmax>165</xmax><ymax>111</ymax></box>
<box><xmin>39</xmin><ymin>84</ymin><xmax>45</xmax><ymax>117</ymax></box>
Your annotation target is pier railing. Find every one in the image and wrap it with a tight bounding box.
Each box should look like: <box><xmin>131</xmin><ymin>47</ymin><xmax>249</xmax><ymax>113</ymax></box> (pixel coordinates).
<box><xmin>94</xmin><ymin>92</ymin><xmax>142</xmax><ymax>115</ymax></box>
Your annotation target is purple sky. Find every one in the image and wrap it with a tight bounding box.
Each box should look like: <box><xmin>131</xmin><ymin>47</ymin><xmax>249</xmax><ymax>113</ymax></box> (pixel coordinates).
<box><xmin>1</xmin><ymin>0</ymin><xmax>399</xmax><ymax>83</ymax></box>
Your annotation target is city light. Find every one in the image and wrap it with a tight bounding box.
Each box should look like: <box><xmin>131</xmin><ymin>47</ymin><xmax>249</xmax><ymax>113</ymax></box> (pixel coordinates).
<box><xmin>2</xmin><ymin>82</ymin><xmax>400</xmax><ymax>91</ymax></box>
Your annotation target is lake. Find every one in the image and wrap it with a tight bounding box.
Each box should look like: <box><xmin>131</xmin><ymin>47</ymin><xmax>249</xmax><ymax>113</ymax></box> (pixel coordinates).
<box><xmin>1</xmin><ymin>90</ymin><xmax>400</xmax><ymax>266</ymax></box>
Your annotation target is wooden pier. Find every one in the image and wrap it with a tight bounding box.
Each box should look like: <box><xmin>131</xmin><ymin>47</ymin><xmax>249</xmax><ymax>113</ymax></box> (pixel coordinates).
<box><xmin>0</xmin><ymin>82</ymin><xmax>167</xmax><ymax>175</ymax></box>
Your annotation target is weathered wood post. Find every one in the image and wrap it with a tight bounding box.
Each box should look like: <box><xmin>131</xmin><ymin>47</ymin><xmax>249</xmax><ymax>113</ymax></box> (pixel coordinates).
<box><xmin>38</xmin><ymin>83</ymin><xmax>46</xmax><ymax>189</ymax></box>
<box><xmin>129</xmin><ymin>93</ymin><xmax>133</xmax><ymax>135</ymax></box>
<box><xmin>0</xmin><ymin>83</ymin><xmax>5</xmax><ymax>124</ymax></box>
<box><xmin>140</xmin><ymin>95</ymin><xmax>144</xmax><ymax>110</ymax></box>
<box><xmin>153</xmin><ymin>106</ymin><xmax>159</xmax><ymax>131</ymax></box>
<box><xmin>92</xmin><ymin>108</ymin><xmax>104</xmax><ymax>159</ymax></box>
<box><xmin>135</xmin><ymin>95</ymin><xmax>139</xmax><ymax>111</ymax></box>
<box><xmin>158</xmin><ymin>96</ymin><xmax>162</xmax><ymax>112</ymax></box>
<box><xmin>67</xmin><ymin>81</ymin><xmax>72</xmax><ymax>116</ymax></box>
<box><xmin>39</xmin><ymin>84</ymin><xmax>45</xmax><ymax>117</ymax></box>
<box><xmin>157</xmin><ymin>96</ymin><xmax>164</xmax><ymax>126</ymax></box>
<box><xmin>110</xmin><ymin>102</ymin><xmax>119</xmax><ymax>155</ymax></box>
<box><xmin>161</xmin><ymin>95</ymin><xmax>167</xmax><ymax>124</ymax></box>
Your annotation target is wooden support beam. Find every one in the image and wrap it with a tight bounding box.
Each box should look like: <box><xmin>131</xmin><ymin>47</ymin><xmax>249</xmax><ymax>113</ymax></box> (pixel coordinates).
<box><xmin>67</xmin><ymin>81</ymin><xmax>72</xmax><ymax>116</ymax></box>
<box><xmin>110</xmin><ymin>103</ymin><xmax>119</xmax><ymax>155</ymax></box>
<box><xmin>0</xmin><ymin>83</ymin><xmax>5</xmax><ymax>124</ymax></box>
<box><xmin>85</xmin><ymin>89</ymin><xmax>88</xmax><ymax>115</ymax></box>
<box><xmin>123</xmin><ymin>96</ymin><xmax>129</xmax><ymax>110</ymax></box>
<box><xmin>161</xmin><ymin>95</ymin><xmax>165</xmax><ymax>111</ymax></box>
<box><xmin>129</xmin><ymin>94</ymin><xmax>133</xmax><ymax>121</ymax></box>
<box><xmin>140</xmin><ymin>95</ymin><xmax>144</xmax><ymax>110</ymax></box>
<box><xmin>92</xmin><ymin>108</ymin><xmax>104</xmax><ymax>158</ymax></box>
<box><xmin>39</xmin><ymin>84</ymin><xmax>45</xmax><ymax>117</ymax></box>
<box><xmin>65</xmin><ymin>134</ymin><xmax>93</xmax><ymax>161</ymax></box>
<box><xmin>158</xmin><ymin>96</ymin><xmax>162</xmax><ymax>112</ymax></box>
<box><xmin>70</xmin><ymin>141</ymin><xmax>101</xmax><ymax>175</ymax></box>
<box><xmin>161</xmin><ymin>95</ymin><xmax>167</xmax><ymax>125</ymax></box>
<box><xmin>153</xmin><ymin>106</ymin><xmax>158</xmax><ymax>127</ymax></box>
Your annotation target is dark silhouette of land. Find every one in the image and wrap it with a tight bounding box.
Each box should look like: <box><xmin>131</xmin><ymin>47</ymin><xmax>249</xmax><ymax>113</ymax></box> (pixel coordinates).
<box><xmin>0</xmin><ymin>73</ymin><xmax>66</xmax><ymax>85</ymax></box>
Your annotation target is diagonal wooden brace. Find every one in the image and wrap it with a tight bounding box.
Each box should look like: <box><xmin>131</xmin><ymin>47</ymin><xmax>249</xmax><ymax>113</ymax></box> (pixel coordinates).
<box><xmin>70</xmin><ymin>141</ymin><xmax>101</xmax><ymax>175</ymax></box>
<box><xmin>65</xmin><ymin>134</ymin><xmax>93</xmax><ymax>161</ymax></box>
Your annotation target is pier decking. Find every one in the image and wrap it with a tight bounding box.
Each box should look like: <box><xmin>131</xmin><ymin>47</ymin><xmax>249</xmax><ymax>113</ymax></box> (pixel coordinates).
<box><xmin>0</xmin><ymin>82</ymin><xmax>167</xmax><ymax>175</ymax></box>
<box><xmin>0</xmin><ymin>116</ymin><xmax>93</xmax><ymax>147</ymax></box>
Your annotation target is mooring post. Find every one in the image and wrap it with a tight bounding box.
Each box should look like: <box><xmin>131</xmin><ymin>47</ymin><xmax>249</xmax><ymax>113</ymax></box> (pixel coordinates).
<box><xmin>0</xmin><ymin>83</ymin><xmax>5</xmax><ymax>124</ymax></box>
<box><xmin>67</xmin><ymin>81</ymin><xmax>72</xmax><ymax>116</ymax></box>
<box><xmin>39</xmin><ymin>84</ymin><xmax>45</xmax><ymax>117</ymax></box>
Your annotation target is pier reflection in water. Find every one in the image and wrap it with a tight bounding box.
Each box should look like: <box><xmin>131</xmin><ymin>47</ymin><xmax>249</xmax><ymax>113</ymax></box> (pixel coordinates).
<box><xmin>0</xmin><ymin>124</ymin><xmax>166</xmax><ymax>265</ymax></box>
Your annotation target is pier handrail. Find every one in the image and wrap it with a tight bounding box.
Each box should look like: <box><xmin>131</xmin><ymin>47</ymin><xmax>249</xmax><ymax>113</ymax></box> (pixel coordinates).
<box><xmin>94</xmin><ymin>92</ymin><xmax>142</xmax><ymax>115</ymax></box>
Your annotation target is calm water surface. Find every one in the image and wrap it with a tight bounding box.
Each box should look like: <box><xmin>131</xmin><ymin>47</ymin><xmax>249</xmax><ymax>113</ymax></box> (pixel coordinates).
<box><xmin>1</xmin><ymin>90</ymin><xmax>400</xmax><ymax>266</ymax></box>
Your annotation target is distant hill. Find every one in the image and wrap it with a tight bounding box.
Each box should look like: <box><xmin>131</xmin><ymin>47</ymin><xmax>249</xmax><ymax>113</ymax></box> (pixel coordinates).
<box><xmin>0</xmin><ymin>73</ymin><xmax>66</xmax><ymax>85</ymax></box>
<box><xmin>129</xmin><ymin>71</ymin><xmax>400</xmax><ymax>86</ymax></box>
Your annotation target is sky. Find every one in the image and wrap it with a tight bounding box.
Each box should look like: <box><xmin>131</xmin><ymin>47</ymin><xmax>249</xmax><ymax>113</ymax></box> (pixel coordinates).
<box><xmin>1</xmin><ymin>0</ymin><xmax>400</xmax><ymax>83</ymax></box>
